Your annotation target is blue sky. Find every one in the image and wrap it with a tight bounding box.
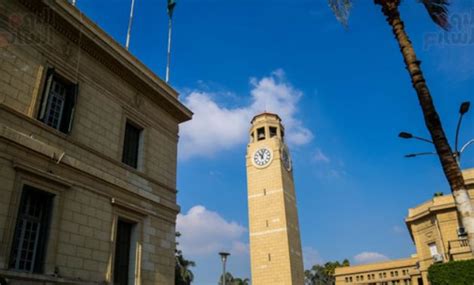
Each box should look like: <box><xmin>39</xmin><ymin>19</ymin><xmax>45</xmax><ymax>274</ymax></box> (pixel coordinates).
<box><xmin>76</xmin><ymin>1</ymin><xmax>474</xmax><ymax>284</ymax></box>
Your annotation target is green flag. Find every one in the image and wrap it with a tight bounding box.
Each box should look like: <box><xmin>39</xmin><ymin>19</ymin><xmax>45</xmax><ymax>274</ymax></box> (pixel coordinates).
<box><xmin>167</xmin><ymin>0</ymin><xmax>176</xmax><ymax>18</ymax></box>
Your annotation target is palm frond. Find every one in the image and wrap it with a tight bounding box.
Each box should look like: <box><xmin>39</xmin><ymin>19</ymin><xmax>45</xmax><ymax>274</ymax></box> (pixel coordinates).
<box><xmin>421</xmin><ymin>0</ymin><xmax>450</xmax><ymax>30</ymax></box>
<box><xmin>328</xmin><ymin>0</ymin><xmax>352</xmax><ymax>27</ymax></box>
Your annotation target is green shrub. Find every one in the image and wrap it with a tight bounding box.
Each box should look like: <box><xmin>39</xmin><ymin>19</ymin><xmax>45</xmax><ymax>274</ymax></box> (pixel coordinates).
<box><xmin>428</xmin><ymin>259</ymin><xmax>474</xmax><ymax>285</ymax></box>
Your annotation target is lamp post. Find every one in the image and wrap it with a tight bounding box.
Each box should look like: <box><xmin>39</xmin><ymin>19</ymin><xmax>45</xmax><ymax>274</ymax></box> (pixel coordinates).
<box><xmin>219</xmin><ymin>252</ymin><xmax>230</xmax><ymax>285</ymax></box>
<box><xmin>399</xmin><ymin>101</ymin><xmax>473</xmax><ymax>164</ymax></box>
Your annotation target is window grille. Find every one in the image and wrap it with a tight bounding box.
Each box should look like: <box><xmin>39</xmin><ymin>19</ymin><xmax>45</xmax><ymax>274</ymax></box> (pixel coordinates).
<box><xmin>9</xmin><ymin>186</ymin><xmax>54</xmax><ymax>273</ymax></box>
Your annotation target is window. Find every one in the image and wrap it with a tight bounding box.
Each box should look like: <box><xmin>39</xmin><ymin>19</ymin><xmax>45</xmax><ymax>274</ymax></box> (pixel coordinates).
<box><xmin>114</xmin><ymin>219</ymin><xmax>136</xmax><ymax>285</ymax></box>
<box><xmin>428</xmin><ymin>242</ymin><xmax>439</xmax><ymax>257</ymax></box>
<box><xmin>269</xmin><ymin>127</ymin><xmax>277</xmax><ymax>138</ymax></box>
<box><xmin>257</xmin><ymin>127</ymin><xmax>265</xmax><ymax>141</ymax></box>
<box><xmin>122</xmin><ymin>121</ymin><xmax>142</xmax><ymax>168</ymax></box>
<box><xmin>9</xmin><ymin>186</ymin><xmax>54</xmax><ymax>273</ymax></box>
<box><xmin>38</xmin><ymin>68</ymin><xmax>78</xmax><ymax>134</ymax></box>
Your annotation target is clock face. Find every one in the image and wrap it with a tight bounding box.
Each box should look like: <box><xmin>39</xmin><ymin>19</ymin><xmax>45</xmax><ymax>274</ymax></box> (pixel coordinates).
<box><xmin>253</xmin><ymin>148</ymin><xmax>272</xmax><ymax>167</ymax></box>
<box><xmin>281</xmin><ymin>147</ymin><xmax>292</xmax><ymax>171</ymax></box>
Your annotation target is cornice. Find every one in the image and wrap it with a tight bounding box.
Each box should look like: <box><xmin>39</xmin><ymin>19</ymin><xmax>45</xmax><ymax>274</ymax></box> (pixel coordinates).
<box><xmin>18</xmin><ymin>0</ymin><xmax>192</xmax><ymax>123</ymax></box>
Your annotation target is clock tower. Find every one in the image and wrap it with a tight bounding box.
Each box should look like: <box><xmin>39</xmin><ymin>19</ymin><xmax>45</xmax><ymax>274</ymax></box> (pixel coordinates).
<box><xmin>246</xmin><ymin>113</ymin><xmax>304</xmax><ymax>285</ymax></box>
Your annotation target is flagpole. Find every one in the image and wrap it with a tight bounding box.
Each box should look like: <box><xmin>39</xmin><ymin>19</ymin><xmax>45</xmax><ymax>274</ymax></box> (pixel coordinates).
<box><xmin>165</xmin><ymin>16</ymin><xmax>173</xmax><ymax>83</ymax></box>
<box><xmin>125</xmin><ymin>0</ymin><xmax>136</xmax><ymax>50</ymax></box>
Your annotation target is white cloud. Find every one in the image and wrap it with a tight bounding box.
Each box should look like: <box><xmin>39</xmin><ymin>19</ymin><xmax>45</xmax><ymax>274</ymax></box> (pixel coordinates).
<box><xmin>303</xmin><ymin>246</ymin><xmax>323</xmax><ymax>269</ymax></box>
<box><xmin>176</xmin><ymin>205</ymin><xmax>248</xmax><ymax>256</ymax></box>
<box><xmin>392</xmin><ymin>225</ymin><xmax>405</xmax><ymax>234</ymax></box>
<box><xmin>313</xmin><ymin>148</ymin><xmax>330</xmax><ymax>163</ymax></box>
<box><xmin>179</xmin><ymin>70</ymin><xmax>313</xmax><ymax>159</ymax></box>
<box><xmin>353</xmin><ymin>252</ymin><xmax>389</xmax><ymax>264</ymax></box>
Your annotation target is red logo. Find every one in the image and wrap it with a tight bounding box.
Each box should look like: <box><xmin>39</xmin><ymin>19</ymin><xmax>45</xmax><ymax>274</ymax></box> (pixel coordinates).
<box><xmin>9</xmin><ymin>14</ymin><xmax>23</xmax><ymax>29</ymax></box>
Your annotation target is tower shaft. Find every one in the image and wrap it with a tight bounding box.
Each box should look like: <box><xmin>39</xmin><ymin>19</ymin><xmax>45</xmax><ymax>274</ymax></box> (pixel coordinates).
<box><xmin>246</xmin><ymin>113</ymin><xmax>304</xmax><ymax>285</ymax></box>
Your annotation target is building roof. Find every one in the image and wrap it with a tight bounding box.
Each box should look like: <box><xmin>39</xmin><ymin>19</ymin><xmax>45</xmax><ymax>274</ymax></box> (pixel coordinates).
<box><xmin>335</xmin><ymin>257</ymin><xmax>418</xmax><ymax>276</ymax></box>
<box><xmin>21</xmin><ymin>0</ymin><xmax>192</xmax><ymax>123</ymax></box>
<box><xmin>250</xmin><ymin>112</ymin><xmax>282</xmax><ymax>124</ymax></box>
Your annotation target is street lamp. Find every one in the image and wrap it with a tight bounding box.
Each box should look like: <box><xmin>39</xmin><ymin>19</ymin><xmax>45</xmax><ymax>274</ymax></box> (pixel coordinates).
<box><xmin>398</xmin><ymin>132</ymin><xmax>433</xmax><ymax>144</ymax></box>
<box><xmin>399</xmin><ymin>101</ymin><xmax>473</xmax><ymax>164</ymax></box>
<box><xmin>219</xmin><ymin>252</ymin><xmax>230</xmax><ymax>285</ymax></box>
<box><xmin>404</xmin><ymin>152</ymin><xmax>436</xmax><ymax>158</ymax></box>
<box><xmin>455</xmin><ymin>102</ymin><xmax>470</xmax><ymax>153</ymax></box>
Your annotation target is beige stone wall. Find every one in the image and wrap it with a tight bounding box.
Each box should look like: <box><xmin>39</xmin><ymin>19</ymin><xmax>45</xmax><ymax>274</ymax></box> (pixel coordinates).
<box><xmin>246</xmin><ymin>113</ymin><xmax>304</xmax><ymax>285</ymax></box>
<box><xmin>0</xmin><ymin>0</ymin><xmax>190</xmax><ymax>284</ymax></box>
<box><xmin>406</xmin><ymin>182</ymin><xmax>474</xmax><ymax>284</ymax></box>
<box><xmin>335</xmin><ymin>257</ymin><xmax>420</xmax><ymax>285</ymax></box>
<box><xmin>335</xmin><ymin>170</ymin><xmax>474</xmax><ymax>285</ymax></box>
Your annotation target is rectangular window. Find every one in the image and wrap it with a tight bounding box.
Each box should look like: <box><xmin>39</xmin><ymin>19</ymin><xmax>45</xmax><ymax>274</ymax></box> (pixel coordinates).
<box><xmin>269</xmin><ymin>127</ymin><xmax>277</xmax><ymax>138</ymax></box>
<box><xmin>114</xmin><ymin>220</ymin><xmax>135</xmax><ymax>285</ymax></box>
<box><xmin>122</xmin><ymin>121</ymin><xmax>142</xmax><ymax>168</ymax></box>
<box><xmin>38</xmin><ymin>68</ymin><xmax>78</xmax><ymax>134</ymax></box>
<box><xmin>9</xmin><ymin>186</ymin><xmax>54</xmax><ymax>273</ymax></box>
<box><xmin>257</xmin><ymin>127</ymin><xmax>265</xmax><ymax>141</ymax></box>
<box><xmin>429</xmin><ymin>243</ymin><xmax>439</xmax><ymax>256</ymax></box>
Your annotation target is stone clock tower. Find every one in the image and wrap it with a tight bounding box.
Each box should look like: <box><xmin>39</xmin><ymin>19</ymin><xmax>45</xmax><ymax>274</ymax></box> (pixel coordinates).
<box><xmin>246</xmin><ymin>113</ymin><xmax>304</xmax><ymax>285</ymax></box>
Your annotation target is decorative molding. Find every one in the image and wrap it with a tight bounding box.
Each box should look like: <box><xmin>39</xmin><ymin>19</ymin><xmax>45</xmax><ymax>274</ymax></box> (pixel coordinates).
<box><xmin>13</xmin><ymin>161</ymin><xmax>73</xmax><ymax>188</ymax></box>
<box><xmin>17</xmin><ymin>0</ymin><xmax>192</xmax><ymax>123</ymax></box>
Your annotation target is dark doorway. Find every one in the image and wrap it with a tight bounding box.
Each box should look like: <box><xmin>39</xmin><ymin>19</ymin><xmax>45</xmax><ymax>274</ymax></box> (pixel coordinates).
<box><xmin>114</xmin><ymin>220</ymin><xmax>133</xmax><ymax>285</ymax></box>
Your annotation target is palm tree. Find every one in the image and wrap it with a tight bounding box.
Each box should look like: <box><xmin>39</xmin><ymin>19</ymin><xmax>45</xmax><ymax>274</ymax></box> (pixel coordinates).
<box><xmin>175</xmin><ymin>232</ymin><xmax>196</xmax><ymax>285</ymax></box>
<box><xmin>328</xmin><ymin>0</ymin><xmax>474</xmax><ymax>254</ymax></box>
<box><xmin>175</xmin><ymin>253</ymin><xmax>195</xmax><ymax>285</ymax></box>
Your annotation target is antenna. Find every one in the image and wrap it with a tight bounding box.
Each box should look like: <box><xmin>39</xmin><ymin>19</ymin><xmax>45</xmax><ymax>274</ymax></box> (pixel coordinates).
<box><xmin>166</xmin><ymin>0</ymin><xmax>176</xmax><ymax>83</ymax></box>
<box><xmin>125</xmin><ymin>0</ymin><xmax>136</xmax><ymax>50</ymax></box>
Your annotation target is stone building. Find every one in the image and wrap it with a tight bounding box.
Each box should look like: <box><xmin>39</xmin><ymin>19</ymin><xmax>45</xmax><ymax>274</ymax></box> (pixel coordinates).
<box><xmin>246</xmin><ymin>113</ymin><xmax>304</xmax><ymax>285</ymax></box>
<box><xmin>334</xmin><ymin>169</ymin><xmax>474</xmax><ymax>285</ymax></box>
<box><xmin>0</xmin><ymin>0</ymin><xmax>192</xmax><ymax>284</ymax></box>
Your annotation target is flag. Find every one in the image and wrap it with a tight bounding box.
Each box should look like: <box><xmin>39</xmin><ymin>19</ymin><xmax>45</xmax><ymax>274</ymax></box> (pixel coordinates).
<box><xmin>167</xmin><ymin>0</ymin><xmax>176</xmax><ymax>18</ymax></box>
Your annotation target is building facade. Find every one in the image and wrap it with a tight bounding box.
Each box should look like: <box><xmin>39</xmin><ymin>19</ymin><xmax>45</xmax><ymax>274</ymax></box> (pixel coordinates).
<box><xmin>246</xmin><ymin>113</ymin><xmax>304</xmax><ymax>285</ymax></box>
<box><xmin>335</xmin><ymin>169</ymin><xmax>474</xmax><ymax>285</ymax></box>
<box><xmin>0</xmin><ymin>0</ymin><xmax>192</xmax><ymax>284</ymax></box>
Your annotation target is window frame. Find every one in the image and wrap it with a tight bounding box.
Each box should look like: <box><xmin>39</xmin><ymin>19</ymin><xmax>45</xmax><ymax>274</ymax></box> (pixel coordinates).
<box><xmin>2</xmin><ymin>167</ymin><xmax>69</xmax><ymax>275</ymax></box>
<box><xmin>121</xmin><ymin>120</ymin><xmax>144</xmax><ymax>169</ymax></box>
<box><xmin>37</xmin><ymin>68</ymin><xmax>78</xmax><ymax>134</ymax></box>
<box><xmin>111</xmin><ymin>205</ymin><xmax>144</xmax><ymax>285</ymax></box>
<box><xmin>8</xmin><ymin>186</ymin><xmax>55</xmax><ymax>273</ymax></box>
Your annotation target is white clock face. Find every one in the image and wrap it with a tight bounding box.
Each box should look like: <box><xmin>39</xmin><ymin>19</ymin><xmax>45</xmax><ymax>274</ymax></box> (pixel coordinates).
<box><xmin>253</xmin><ymin>148</ymin><xmax>272</xmax><ymax>167</ymax></box>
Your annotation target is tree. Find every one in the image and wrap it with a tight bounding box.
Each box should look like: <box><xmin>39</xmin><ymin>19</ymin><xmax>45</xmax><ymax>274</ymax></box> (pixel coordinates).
<box><xmin>218</xmin><ymin>272</ymin><xmax>235</xmax><ymax>285</ymax></box>
<box><xmin>328</xmin><ymin>0</ymin><xmax>474</xmax><ymax>254</ymax></box>
<box><xmin>305</xmin><ymin>260</ymin><xmax>350</xmax><ymax>285</ymax></box>
<box><xmin>217</xmin><ymin>272</ymin><xmax>250</xmax><ymax>285</ymax></box>
<box><xmin>175</xmin><ymin>232</ymin><xmax>196</xmax><ymax>285</ymax></box>
<box><xmin>232</xmin><ymin>277</ymin><xmax>250</xmax><ymax>285</ymax></box>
